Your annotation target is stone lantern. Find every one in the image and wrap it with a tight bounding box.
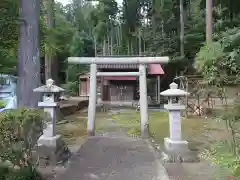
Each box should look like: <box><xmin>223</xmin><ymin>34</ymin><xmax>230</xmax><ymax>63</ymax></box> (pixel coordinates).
<box><xmin>160</xmin><ymin>82</ymin><xmax>189</xmax><ymax>157</ymax></box>
<box><xmin>34</xmin><ymin>78</ymin><xmax>64</xmax><ymax>138</ymax></box>
<box><xmin>33</xmin><ymin>79</ymin><xmax>70</xmax><ymax>166</ymax></box>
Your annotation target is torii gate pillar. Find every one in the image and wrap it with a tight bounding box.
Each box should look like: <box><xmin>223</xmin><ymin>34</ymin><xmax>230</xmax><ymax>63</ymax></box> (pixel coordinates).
<box><xmin>88</xmin><ymin>63</ymin><xmax>97</xmax><ymax>135</ymax></box>
<box><xmin>139</xmin><ymin>64</ymin><xmax>148</xmax><ymax>137</ymax></box>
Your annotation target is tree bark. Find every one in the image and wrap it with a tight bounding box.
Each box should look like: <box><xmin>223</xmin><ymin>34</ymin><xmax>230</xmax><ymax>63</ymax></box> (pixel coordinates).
<box><xmin>180</xmin><ymin>0</ymin><xmax>184</xmax><ymax>57</ymax></box>
<box><xmin>107</xmin><ymin>35</ymin><xmax>110</xmax><ymax>55</ymax></box>
<box><xmin>110</xmin><ymin>31</ymin><xmax>113</xmax><ymax>55</ymax></box>
<box><xmin>206</xmin><ymin>0</ymin><xmax>213</xmax><ymax>44</ymax></box>
<box><xmin>18</xmin><ymin>0</ymin><xmax>41</xmax><ymax>108</ymax></box>
<box><xmin>44</xmin><ymin>0</ymin><xmax>58</xmax><ymax>84</ymax></box>
<box><xmin>94</xmin><ymin>36</ymin><xmax>97</xmax><ymax>56</ymax></box>
<box><xmin>103</xmin><ymin>39</ymin><xmax>106</xmax><ymax>55</ymax></box>
<box><xmin>138</xmin><ymin>29</ymin><xmax>142</xmax><ymax>55</ymax></box>
<box><xmin>116</xmin><ymin>26</ymin><xmax>119</xmax><ymax>55</ymax></box>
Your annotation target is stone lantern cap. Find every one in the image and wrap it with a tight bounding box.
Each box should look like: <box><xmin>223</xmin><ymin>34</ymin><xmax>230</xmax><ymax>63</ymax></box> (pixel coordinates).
<box><xmin>160</xmin><ymin>82</ymin><xmax>189</xmax><ymax>97</ymax></box>
<box><xmin>33</xmin><ymin>79</ymin><xmax>65</xmax><ymax>93</ymax></box>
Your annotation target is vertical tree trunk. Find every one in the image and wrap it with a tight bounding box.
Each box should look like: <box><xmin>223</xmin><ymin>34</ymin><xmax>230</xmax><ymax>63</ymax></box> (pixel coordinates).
<box><xmin>103</xmin><ymin>39</ymin><xmax>106</xmax><ymax>55</ymax></box>
<box><xmin>138</xmin><ymin>29</ymin><xmax>142</xmax><ymax>55</ymax></box>
<box><xmin>127</xmin><ymin>40</ymin><xmax>130</xmax><ymax>55</ymax></box>
<box><xmin>180</xmin><ymin>0</ymin><xmax>184</xmax><ymax>57</ymax></box>
<box><xmin>206</xmin><ymin>0</ymin><xmax>213</xmax><ymax>43</ymax></box>
<box><xmin>116</xmin><ymin>26</ymin><xmax>119</xmax><ymax>55</ymax></box>
<box><xmin>18</xmin><ymin>0</ymin><xmax>41</xmax><ymax>108</ymax></box>
<box><xmin>120</xmin><ymin>25</ymin><xmax>122</xmax><ymax>44</ymax></box>
<box><xmin>110</xmin><ymin>31</ymin><xmax>113</xmax><ymax>55</ymax></box>
<box><xmin>44</xmin><ymin>0</ymin><xmax>58</xmax><ymax>84</ymax></box>
<box><xmin>107</xmin><ymin>35</ymin><xmax>110</xmax><ymax>55</ymax></box>
<box><xmin>94</xmin><ymin>36</ymin><xmax>97</xmax><ymax>56</ymax></box>
<box><xmin>130</xmin><ymin>39</ymin><xmax>133</xmax><ymax>55</ymax></box>
<box><xmin>143</xmin><ymin>39</ymin><xmax>146</xmax><ymax>54</ymax></box>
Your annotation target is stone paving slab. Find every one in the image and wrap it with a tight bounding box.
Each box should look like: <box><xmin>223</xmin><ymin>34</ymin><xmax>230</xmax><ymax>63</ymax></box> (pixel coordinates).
<box><xmin>54</xmin><ymin>136</ymin><xmax>169</xmax><ymax>180</ymax></box>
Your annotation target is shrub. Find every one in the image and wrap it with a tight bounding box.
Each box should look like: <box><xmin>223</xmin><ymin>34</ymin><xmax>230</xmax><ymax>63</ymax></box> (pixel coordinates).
<box><xmin>61</xmin><ymin>82</ymin><xmax>78</xmax><ymax>96</ymax></box>
<box><xmin>200</xmin><ymin>96</ymin><xmax>240</xmax><ymax>178</ymax></box>
<box><xmin>0</xmin><ymin>108</ymin><xmax>44</xmax><ymax>180</ymax></box>
<box><xmin>200</xmin><ymin>141</ymin><xmax>240</xmax><ymax>178</ymax></box>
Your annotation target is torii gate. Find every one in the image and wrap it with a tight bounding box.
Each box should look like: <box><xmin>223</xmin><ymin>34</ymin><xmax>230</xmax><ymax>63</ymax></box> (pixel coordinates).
<box><xmin>68</xmin><ymin>57</ymin><xmax>169</xmax><ymax>137</ymax></box>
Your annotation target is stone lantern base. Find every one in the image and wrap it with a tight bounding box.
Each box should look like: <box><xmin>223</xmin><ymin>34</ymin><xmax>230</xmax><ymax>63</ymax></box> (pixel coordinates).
<box><xmin>36</xmin><ymin>135</ymin><xmax>71</xmax><ymax>167</ymax></box>
<box><xmin>162</xmin><ymin>137</ymin><xmax>200</xmax><ymax>163</ymax></box>
<box><xmin>164</xmin><ymin>137</ymin><xmax>188</xmax><ymax>151</ymax></box>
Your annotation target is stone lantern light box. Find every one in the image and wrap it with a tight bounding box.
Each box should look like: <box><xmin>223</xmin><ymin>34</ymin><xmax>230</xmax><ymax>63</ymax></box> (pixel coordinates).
<box><xmin>160</xmin><ymin>82</ymin><xmax>189</xmax><ymax>153</ymax></box>
<box><xmin>34</xmin><ymin>78</ymin><xmax>64</xmax><ymax>102</ymax></box>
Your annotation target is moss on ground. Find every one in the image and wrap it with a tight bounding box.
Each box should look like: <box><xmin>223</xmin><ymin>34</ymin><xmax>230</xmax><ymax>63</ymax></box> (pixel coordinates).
<box><xmin>57</xmin><ymin>109</ymin><xmax>224</xmax><ymax>151</ymax></box>
<box><xmin>0</xmin><ymin>99</ymin><xmax>7</xmax><ymax>108</ymax></box>
<box><xmin>57</xmin><ymin>111</ymin><xmax>108</xmax><ymax>145</ymax></box>
<box><xmin>107</xmin><ymin>111</ymin><xmax>222</xmax><ymax>151</ymax></box>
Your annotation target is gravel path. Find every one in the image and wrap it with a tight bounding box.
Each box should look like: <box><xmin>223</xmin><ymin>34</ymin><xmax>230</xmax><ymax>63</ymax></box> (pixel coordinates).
<box><xmin>54</xmin><ymin>136</ymin><xmax>170</xmax><ymax>180</ymax></box>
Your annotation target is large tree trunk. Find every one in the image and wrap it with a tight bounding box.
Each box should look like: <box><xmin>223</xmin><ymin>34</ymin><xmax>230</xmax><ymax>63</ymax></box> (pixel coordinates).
<box><xmin>44</xmin><ymin>0</ymin><xmax>58</xmax><ymax>84</ymax></box>
<box><xmin>18</xmin><ymin>0</ymin><xmax>41</xmax><ymax>108</ymax></box>
<box><xmin>206</xmin><ymin>0</ymin><xmax>213</xmax><ymax>43</ymax></box>
<box><xmin>180</xmin><ymin>0</ymin><xmax>184</xmax><ymax>57</ymax></box>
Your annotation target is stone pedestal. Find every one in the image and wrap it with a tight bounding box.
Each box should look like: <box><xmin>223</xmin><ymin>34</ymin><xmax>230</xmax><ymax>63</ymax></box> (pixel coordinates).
<box><xmin>162</xmin><ymin>137</ymin><xmax>199</xmax><ymax>162</ymax></box>
<box><xmin>164</xmin><ymin>137</ymin><xmax>188</xmax><ymax>152</ymax></box>
<box><xmin>37</xmin><ymin>135</ymin><xmax>70</xmax><ymax>167</ymax></box>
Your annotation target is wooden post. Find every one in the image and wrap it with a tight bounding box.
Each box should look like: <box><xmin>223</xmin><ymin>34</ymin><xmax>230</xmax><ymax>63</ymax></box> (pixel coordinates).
<box><xmin>139</xmin><ymin>64</ymin><xmax>149</xmax><ymax>137</ymax></box>
<box><xmin>87</xmin><ymin>64</ymin><xmax>97</xmax><ymax>136</ymax></box>
<box><xmin>155</xmin><ymin>77</ymin><xmax>158</xmax><ymax>103</ymax></box>
<box><xmin>157</xmin><ymin>76</ymin><xmax>161</xmax><ymax>103</ymax></box>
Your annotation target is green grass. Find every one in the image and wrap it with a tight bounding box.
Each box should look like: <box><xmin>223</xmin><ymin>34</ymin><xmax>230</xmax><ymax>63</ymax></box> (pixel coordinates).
<box><xmin>0</xmin><ymin>99</ymin><xmax>7</xmax><ymax>108</ymax></box>
<box><xmin>108</xmin><ymin>111</ymin><xmax>207</xmax><ymax>142</ymax></box>
<box><xmin>148</xmin><ymin>112</ymin><xmax>214</xmax><ymax>149</ymax></box>
<box><xmin>108</xmin><ymin>111</ymin><xmax>223</xmax><ymax>151</ymax></box>
<box><xmin>57</xmin><ymin>109</ymin><xmax>225</xmax><ymax>151</ymax></box>
<box><xmin>57</xmin><ymin>111</ymin><xmax>108</xmax><ymax>145</ymax></box>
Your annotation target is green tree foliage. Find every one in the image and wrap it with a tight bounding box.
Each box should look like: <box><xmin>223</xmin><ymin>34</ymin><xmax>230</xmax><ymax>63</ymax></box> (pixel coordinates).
<box><xmin>1</xmin><ymin>0</ymin><xmax>240</xmax><ymax>85</ymax></box>
<box><xmin>196</xmin><ymin>28</ymin><xmax>240</xmax><ymax>85</ymax></box>
<box><xmin>64</xmin><ymin>31</ymin><xmax>94</xmax><ymax>95</ymax></box>
<box><xmin>0</xmin><ymin>0</ymin><xmax>19</xmax><ymax>74</ymax></box>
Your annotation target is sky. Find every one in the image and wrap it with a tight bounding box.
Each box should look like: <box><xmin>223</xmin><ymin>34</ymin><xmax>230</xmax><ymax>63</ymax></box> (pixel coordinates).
<box><xmin>56</xmin><ymin>0</ymin><xmax>122</xmax><ymax>6</ymax></box>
